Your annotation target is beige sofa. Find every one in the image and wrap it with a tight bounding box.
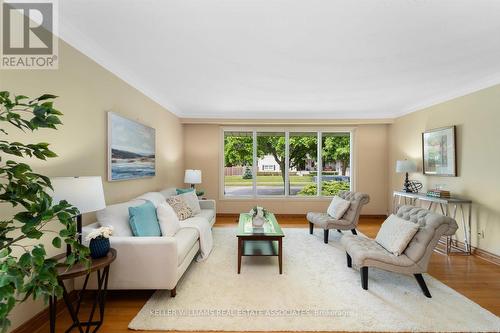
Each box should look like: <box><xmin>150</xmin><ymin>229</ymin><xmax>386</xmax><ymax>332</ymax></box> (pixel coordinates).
<box><xmin>80</xmin><ymin>187</ymin><xmax>215</xmax><ymax>296</ymax></box>
<box><xmin>341</xmin><ymin>205</ymin><xmax>458</xmax><ymax>297</ymax></box>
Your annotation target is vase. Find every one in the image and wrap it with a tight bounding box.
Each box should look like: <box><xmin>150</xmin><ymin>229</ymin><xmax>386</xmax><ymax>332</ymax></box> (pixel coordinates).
<box><xmin>252</xmin><ymin>216</ymin><xmax>266</xmax><ymax>227</ymax></box>
<box><xmin>89</xmin><ymin>237</ymin><xmax>110</xmax><ymax>259</ymax></box>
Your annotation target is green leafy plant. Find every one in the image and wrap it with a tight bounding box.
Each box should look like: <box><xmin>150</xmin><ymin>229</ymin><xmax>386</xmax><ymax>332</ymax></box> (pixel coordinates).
<box><xmin>297</xmin><ymin>181</ymin><xmax>350</xmax><ymax>196</ymax></box>
<box><xmin>0</xmin><ymin>91</ymin><xmax>89</xmax><ymax>332</ymax></box>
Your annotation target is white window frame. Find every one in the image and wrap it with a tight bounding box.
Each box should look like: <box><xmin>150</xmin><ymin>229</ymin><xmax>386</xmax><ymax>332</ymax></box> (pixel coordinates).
<box><xmin>220</xmin><ymin>127</ymin><xmax>356</xmax><ymax>200</ymax></box>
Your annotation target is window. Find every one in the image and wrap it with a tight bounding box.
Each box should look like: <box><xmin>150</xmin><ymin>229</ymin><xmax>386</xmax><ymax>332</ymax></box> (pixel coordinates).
<box><xmin>257</xmin><ymin>132</ymin><xmax>285</xmax><ymax>196</ymax></box>
<box><xmin>222</xmin><ymin>129</ymin><xmax>352</xmax><ymax>198</ymax></box>
<box><xmin>289</xmin><ymin>132</ymin><xmax>317</xmax><ymax>196</ymax></box>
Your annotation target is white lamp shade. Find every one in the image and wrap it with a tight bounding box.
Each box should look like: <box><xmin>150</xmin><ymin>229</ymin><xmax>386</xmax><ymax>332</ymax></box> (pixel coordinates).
<box><xmin>184</xmin><ymin>169</ymin><xmax>202</xmax><ymax>184</ymax></box>
<box><xmin>49</xmin><ymin>176</ymin><xmax>106</xmax><ymax>214</ymax></box>
<box><xmin>396</xmin><ymin>160</ymin><xmax>417</xmax><ymax>173</ymax></box>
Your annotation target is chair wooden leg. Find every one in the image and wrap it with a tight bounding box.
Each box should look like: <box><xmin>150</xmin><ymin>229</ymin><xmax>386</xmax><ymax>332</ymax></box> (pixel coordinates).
<box><xmin>309</xmin><ymin>222</ymin><xmax>314</xmax><ymax>234</ymax></box>
<box><xmin>361</xmin><ymin>267</ymin><xmax>368</xmax><ymax>290</ymax></box>
<box><xmin>170</xmin><ymin>287</ymin><xmax>176</xmax><ymax>297</ymax></box>
<box><xmin>323</xmin><ymin>229</ymin><xmax>329</xmax><ymax>243</ymax></box>
<box><xmin>346</xmin><ymin>252</ymin><xmax>352</xmax><ymax>268</ymax></box>
<box><xmin>414</xmin><ymin>274</ymin><xmax>432</xmax><ymax>298</ymax></box>
<box><xmin>351</xmin><ymin>229</ymin><xmax>357</xmax><ymax>235</ymax></box>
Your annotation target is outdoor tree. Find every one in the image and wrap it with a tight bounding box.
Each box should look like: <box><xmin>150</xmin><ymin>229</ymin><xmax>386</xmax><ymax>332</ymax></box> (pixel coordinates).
<box><xmin>0</xmin><ymin>92</ymin><xmax>89</xmax><ymax>331</ymax></box>
<box><xmin>224</xmin><ymin>135</ymin><xmax>253</xmax><ymax>167</ymax></box>
<box><xmin>322</xmin><ymin>135</ymin><xmax>350</xmax><ymax>175</ymax></box>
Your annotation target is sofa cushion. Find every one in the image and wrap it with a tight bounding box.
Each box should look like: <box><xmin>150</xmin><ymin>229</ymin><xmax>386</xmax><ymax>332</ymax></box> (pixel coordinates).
<box><xmin>136</xmin><ymin>192</ymin><xmax>166</xmax><ymax>207</ymax></box>
<box><xmin>176</xmin><ymin>188</ymin><xmax>194</xmax><ymax>195</ymax></box>
<box><xmin>179</xmin><ymin>191</ymin><xmax>201</xmax><ymax>215</ymax></box>
<box><xmin>375</xmin><ymin>214</ymin><xmax>419</xmax><ymax>256</ymax></box>
<box><xmin>157</xmin><ymin>202</ymin><xmax>181</xmax><ymax>237</ymax></box>
<box><xmin>96</xmin><ymin>199</ymin><xmax>146</xmax><ymax>237</ymax></box>
<box><xmin>175</xmin><ymin>228</ymin><xmax>199</xmax><ymax>265</ymax></box>
<box><xmin>195</xmin><ymin>208</ymin><xmax>215</xmax><ymax>224</ymax></box>
<box><xmin>128</xmin><ymin>201</ymin><xmax>162</xmax><ymax>237</ymax></box>
<box><xmin>159</xmin><ymin>187</ymin><xmax>177</xmax><ymax>199</ymax></box>
<box><xmin>341</xmin><ymin>234</ymin><xmax>414</xmax><ymax>268</ymax></box>
<box><xmin>327</xmin><ymin>196</ymin><xmax>351</xmax><ymax>219</ymax></box>
<box><xmin>167</xmin><ymin>195</ymin><xmax>193</xmax><ymax>220</ymax></box>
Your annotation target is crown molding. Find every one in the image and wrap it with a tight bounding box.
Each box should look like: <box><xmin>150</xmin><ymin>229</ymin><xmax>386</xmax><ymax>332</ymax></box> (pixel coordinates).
<box><xmin>394</xmin><ymin>75</ymin><xmax>500</xmax><ymax>119</ymax></box>
<box><xmin>180</xmin><ymin>117</ymin><xmax>393</xmax><ymax>125</ymax></box>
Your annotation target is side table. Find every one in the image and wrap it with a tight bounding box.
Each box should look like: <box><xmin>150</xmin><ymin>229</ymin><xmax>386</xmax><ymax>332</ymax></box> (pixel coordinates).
<box><xmin>49</xmin><ymin>248</ymin><xmax>117</xmax><ymax>333</ymax></box>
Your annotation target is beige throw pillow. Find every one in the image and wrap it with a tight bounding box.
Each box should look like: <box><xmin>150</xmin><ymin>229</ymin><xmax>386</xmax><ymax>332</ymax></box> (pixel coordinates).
<box><xmin>179</xmin><ymin>191</ymin><xmax>201</xmax><ymax>215</ymax></box>
<box><xmin>156</xmin><ymin>202</ymin><xmax>181</xmax><ymax>236</ymax></box>
<box><xmin>166</xmin><ymin>196</ymin><xmax>193</xmax><ymax>221</ymax></box>
<box><xmin>327</xmin><ymin>196</ymin><xmax>351</xmax><ymax>219</ymax></box>
<box><xmin>375</xmin><ymin>214</ymin><xmax>419</xmax><ymax>256</ymax></box>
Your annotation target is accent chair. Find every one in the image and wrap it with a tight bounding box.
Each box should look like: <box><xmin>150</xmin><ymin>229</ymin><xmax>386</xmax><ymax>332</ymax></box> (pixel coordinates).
<box><xmin>307</xmin><ymin>191</ymin><xmax>370</xmax><ymax>243</ymax></box>
<box><xmin>341</xmin><ymin>205</ymin><xmax>458</xmax><ymax>298</ymax></box>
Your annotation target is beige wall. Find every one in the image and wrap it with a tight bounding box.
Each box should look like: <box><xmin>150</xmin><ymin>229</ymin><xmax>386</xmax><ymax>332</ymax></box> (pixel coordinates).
<box><xmin>388</xmin><ymin>84</ymin><xmax>500</xmax><ymax>256</ymax></box>
<box><xmin>184</xmin><ymin>124</ymin><xmax>389</xmax><ymax>215</ymax></box>
<box><xmin>0</xmin><ymin>40</ymin><xmax>184</xmax><ymax>331</ymax></box>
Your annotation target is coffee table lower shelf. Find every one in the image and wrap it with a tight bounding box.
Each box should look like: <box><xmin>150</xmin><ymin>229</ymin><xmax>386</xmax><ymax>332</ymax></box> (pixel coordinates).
<box><xmin>237</xmin><ymin>236</ymin><xmax>283</xmax><ymax>274</ymax></box>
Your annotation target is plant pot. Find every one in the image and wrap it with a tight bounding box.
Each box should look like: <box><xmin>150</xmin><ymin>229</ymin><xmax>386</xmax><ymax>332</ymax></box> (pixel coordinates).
<box><xmin>89</xmin><ymin>237</ymin><xmax>110</xmax><ymax>259</ymax></box>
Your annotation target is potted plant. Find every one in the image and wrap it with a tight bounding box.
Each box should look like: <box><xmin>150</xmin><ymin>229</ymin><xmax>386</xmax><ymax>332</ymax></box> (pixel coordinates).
<box><xmin>85</xmin><ymin>226</ymin><xmax>113</xmax><ymax>259</ymax></box>
<box><xmin>0</xmin><ymin>92</ymin><xmax>89</xmax><ymax>332</ymax></box>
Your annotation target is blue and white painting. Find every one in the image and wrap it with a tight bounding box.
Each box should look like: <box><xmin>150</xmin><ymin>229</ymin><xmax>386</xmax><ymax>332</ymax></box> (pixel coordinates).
<box><xmin>108</xmin><ymin>112</ymin><xmax>156</xmax><ymax>181</ymax></box>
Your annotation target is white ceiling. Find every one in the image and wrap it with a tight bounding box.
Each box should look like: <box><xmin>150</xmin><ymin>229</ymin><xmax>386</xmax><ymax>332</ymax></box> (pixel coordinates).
<box><xmin>59</xmin><ymin>0</ymin><xmax>500</xmax><ymax>119</ymax></box>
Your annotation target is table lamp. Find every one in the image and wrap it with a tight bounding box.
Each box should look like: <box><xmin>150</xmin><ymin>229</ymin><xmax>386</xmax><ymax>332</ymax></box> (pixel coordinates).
<box><xmin>184</xmin><ymin>169</ymin><xmax>202</xmax><ymax>189</ymax></box>
<box><xmin>396</xmin><ymin>160</ymin><xmax>417</xmax><ymax>193</ymax></box>
<box><xmin>50</xmin><ymin>176</ymin><xmax>106</xmax><ymax>255</ymax></box>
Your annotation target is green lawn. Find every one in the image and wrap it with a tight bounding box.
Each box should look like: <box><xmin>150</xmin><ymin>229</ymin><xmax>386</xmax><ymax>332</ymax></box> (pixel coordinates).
<box><xmin>225</xmin><ymin>175</ymin><xmax>314</xmax><ymax>186</ymax></box>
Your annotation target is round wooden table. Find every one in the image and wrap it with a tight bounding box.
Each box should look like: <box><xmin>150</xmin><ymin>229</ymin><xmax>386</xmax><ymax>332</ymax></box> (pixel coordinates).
<box><xmin>49</xmin><ymin>248</ymin><xmax>116</xmax><ymax>333</ymax></box>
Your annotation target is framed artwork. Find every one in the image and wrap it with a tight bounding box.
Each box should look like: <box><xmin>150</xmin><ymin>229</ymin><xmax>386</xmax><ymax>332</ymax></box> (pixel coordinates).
<box><xmin>422</xmin><ymin>126</ymin><xmax>457</xmax><ymax>177</ymax></box>
<box><xmin>107</xmin><ymin>112</ymin><xmax>156</xmax><ymax>181</ymax></box>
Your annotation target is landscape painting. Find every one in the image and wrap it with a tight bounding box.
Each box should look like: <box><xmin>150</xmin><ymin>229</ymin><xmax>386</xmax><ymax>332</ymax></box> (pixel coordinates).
<box><xmin>422</xmin><ymin>126</ymin><xmax>456</xmax><ymax>177</ymax></box>
<box><xmin>108</xmin><ymin>112</ymin><xmax>156</xmax><ymax>181</ymax></box>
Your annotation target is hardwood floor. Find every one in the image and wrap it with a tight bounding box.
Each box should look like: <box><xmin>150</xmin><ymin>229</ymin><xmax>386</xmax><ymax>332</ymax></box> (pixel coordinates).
<box><xmin>34</xmin><ymin>216</ymin><xmax>500</xmax><ymax>333</ymax></box>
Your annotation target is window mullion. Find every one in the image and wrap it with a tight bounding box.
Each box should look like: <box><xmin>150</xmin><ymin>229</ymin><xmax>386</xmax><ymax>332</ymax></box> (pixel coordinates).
<box><xmin>252</xmin><ymin>131</ymin><xmax>257</xmax><ymax>198</ymax></box>
<box><xmin>317</xmin><ymin>131</ymin><xmax>322</xmax><ymax>197</ymax></box>
<box><xmin>284</xmin><ymin>131</ymin><xmax>290</xmax><ymax>196</ymax></box>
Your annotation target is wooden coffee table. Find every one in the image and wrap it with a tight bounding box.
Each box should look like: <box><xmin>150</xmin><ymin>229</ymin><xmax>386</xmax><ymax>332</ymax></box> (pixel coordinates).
<box><xmin>237</xmin><ymin>212</ymin><xmax>284</xmax><ymax>274</ymax></box>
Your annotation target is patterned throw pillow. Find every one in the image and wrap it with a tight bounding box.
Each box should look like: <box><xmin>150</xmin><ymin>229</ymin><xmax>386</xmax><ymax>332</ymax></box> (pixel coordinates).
<box><xmin>166</xmin><ymin>195</ymin><xmax>193</xmax><ymax>220</ymax></box>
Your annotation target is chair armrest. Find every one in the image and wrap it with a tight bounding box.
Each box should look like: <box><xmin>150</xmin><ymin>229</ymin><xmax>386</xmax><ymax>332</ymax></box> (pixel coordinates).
<box><xmin>199</xmin><ymin>199</ymin><xmax>216</xmax><ymax>210</ymax></box>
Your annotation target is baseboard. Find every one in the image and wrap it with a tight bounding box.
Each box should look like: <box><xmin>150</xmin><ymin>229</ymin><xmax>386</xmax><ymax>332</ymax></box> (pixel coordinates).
<box><xmin>453</xmin><ymin>240</ymin><xmax>500</xmax><ymax>266</ymax></box>
<box><xmin>217</xmin><ymin>213</ymin><xmax>386</xmax><ymax>219</ymax></box>
<box><xmin>11</xmin><ymin>291</ymin><xmax>77</xmax><ymax>333</ymax></box>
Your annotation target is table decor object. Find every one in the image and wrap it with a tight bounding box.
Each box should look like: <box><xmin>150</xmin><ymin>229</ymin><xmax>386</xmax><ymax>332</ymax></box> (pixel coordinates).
<box><xmin>249</xmin><ymin>206</ymin><xmax>268</xmax><ymax>227</ymax></box>
<box><xmin>395</xmin><ymin>159</ymin><xmax>418</xmax><ymax>192</ymax></box>
<box><xmin>86</xmin><ymin>226</ymin><xmax>113</xmax><ymax>259</ymax></box>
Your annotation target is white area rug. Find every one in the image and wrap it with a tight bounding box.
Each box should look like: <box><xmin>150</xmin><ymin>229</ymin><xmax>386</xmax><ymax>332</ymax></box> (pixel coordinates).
<box><xmin>129</xmin><ymin>228</ymin><xmax>500</xmax><ymax>332</ymax></box>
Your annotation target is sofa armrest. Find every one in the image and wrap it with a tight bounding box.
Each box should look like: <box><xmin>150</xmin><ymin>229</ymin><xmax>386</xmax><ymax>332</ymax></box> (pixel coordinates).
<box><xmin>106</xmin><ymin>236</ymin><xmax>179</xmax><ymax>289</ymax></box>
<box><xmin>199</xmin><ymin>199</ymin><xmax>216</xmax><ymax>210</ymax></box>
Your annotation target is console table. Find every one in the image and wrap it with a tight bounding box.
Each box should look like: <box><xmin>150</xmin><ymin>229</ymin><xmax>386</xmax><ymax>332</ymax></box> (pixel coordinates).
<box><xmin>392</xmin><ymin>191</ymin><xmax>472</xmax><ymax>255</ymax></box>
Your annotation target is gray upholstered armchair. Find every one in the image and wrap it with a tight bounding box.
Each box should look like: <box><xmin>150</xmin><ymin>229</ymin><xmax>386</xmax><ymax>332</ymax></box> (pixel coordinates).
<box><xmin>341</xmin><ymin>205</ymin><xmax>458</xmax><ymax>298</ymax></box>
<box><xmin>307</xmin><ymin>191</ymin><xmax>370</xmax><ymax>243</ymax></box>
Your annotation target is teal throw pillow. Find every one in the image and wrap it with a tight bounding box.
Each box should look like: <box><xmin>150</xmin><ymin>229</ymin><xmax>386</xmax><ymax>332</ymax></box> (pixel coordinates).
<box><xmin>176</xmin><ymin>188</ymin><xmax>194</xmax><ymax>195</ymax></box>
<box><xmin>128</xmin><ymin>201</ymin><xmax>161</xmax><ymax>237</ymax></box>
